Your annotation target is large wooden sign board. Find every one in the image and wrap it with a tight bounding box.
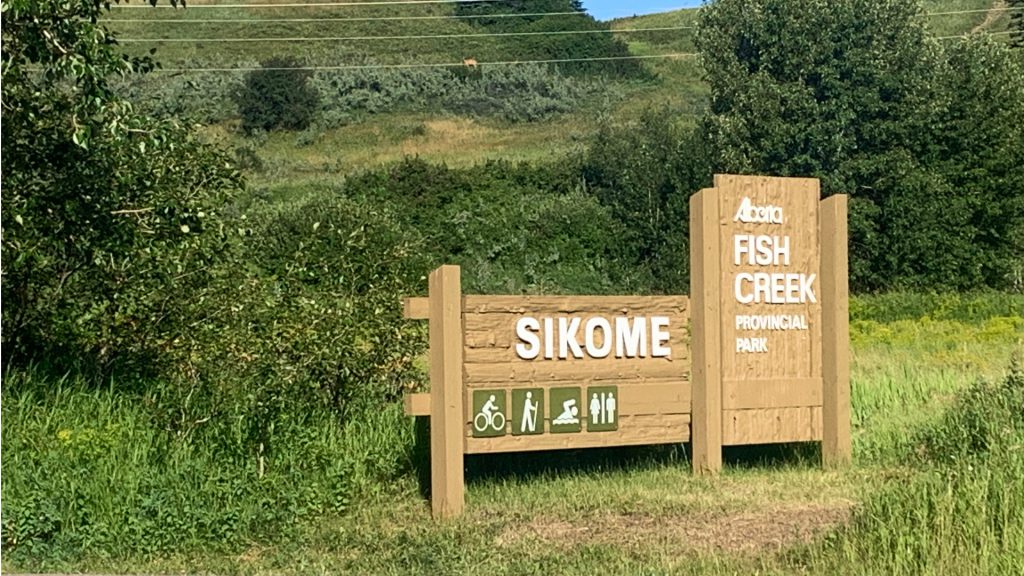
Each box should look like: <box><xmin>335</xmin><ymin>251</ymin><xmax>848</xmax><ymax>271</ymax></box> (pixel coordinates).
<box><xmin>404</xmin><ymin>174</ymin><xmax>849</xmax><ymax>518</ymax></box>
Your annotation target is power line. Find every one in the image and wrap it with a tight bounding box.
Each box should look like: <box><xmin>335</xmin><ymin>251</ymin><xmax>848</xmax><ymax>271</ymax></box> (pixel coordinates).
<box><xmin>935</xmin><ymin>30</ymin><xmax>1015</xmax><ymax>40</ymax></box>
<box><xmin>102</xmin><ymin>10</ymin><xmax>581</xmax><ymax>23</ymax></box>
<box><xmin>110</xmin><ymin>0</ymin><xmax>511</xmax><ymax>8</ymax></box>
<box><xmin>148</xmin><ymin>52</ymin><xmax>698</xmax><ymax>72</ymax></box>
<box><xmin>118</xmin><ymin>25</ymin><xmax>692</xmax><ymax>42</ymax></box>
<box><xmin>927</xmin><ymin>6</ymin><xmax>1024</xmax><ymax>17</ymax></box>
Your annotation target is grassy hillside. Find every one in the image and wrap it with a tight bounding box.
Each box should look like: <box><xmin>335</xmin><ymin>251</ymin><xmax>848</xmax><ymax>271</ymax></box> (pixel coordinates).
<box><xmin>106</xmin><ymin>0</ymin><xmax>1014</xmax><ymax>189</ymax></box>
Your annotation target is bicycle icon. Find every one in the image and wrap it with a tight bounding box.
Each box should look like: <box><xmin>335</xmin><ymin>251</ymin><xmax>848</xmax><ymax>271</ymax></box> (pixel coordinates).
<box><xmin>473</xmin><ymin>394</ymin><xmax>506</xmax><ymax>433</ymax></box>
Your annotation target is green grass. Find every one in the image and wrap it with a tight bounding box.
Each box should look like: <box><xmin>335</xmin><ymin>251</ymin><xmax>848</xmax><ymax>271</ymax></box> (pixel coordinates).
<box><xmin>4</xmin><ymin>294</ymin><xmax>1024</xmax><ymax>574</ymax></box>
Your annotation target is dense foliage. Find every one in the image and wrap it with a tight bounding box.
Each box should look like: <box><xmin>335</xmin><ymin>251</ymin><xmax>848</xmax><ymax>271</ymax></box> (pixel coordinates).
<box><xmin>697</xmin><ymin>0</ymin><xmax>1024</xmax><ymax>292</ymax></box>
<box><xmin>236</xmin><ymin>58</ymin><xmax>320</xmax><ymax>133</ymax></box>
<box><xmin>1</xmin><ymin>0</ymin><xmax>244</xmax><ymax>376</ymax></box>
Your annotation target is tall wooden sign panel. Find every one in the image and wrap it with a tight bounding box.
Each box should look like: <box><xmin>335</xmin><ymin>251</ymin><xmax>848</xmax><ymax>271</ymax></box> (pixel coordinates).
<box><xmin>690</xmin><ymin>174</ymin><xmax>849</xmax><ymax>474</ymax></box>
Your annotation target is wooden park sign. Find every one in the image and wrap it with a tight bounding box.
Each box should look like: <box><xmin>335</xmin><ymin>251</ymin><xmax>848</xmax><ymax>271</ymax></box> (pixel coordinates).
<box><xmin>403</xmin><ymin>174</ymin><xmax>849</xmax><ymax>518</ymax></box>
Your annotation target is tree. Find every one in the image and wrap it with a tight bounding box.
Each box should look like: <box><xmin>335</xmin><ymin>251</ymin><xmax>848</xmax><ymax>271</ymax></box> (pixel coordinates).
<box><xmin>2</xmin><ymin>0</ymin><xmax>244</xmax><ymax>376</ymax></box>
<box><xmin>695</xmin><ymin>0</ymin><xmax>1024</xmax><ymax>291</ymax></box>
<box><xmin>235</xmin><ymin>57</ymin><xmax>320</xmax><ymax>133</ymax></box>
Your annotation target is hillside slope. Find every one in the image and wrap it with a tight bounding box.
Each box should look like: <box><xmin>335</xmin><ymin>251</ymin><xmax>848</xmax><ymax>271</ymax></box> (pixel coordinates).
<box><xmin>107</xmin><ymin>0</ymin><xmax>1014</xmax><ymax>184</ymax></box>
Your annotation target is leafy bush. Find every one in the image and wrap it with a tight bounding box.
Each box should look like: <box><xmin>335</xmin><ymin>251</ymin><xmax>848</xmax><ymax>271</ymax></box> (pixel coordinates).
<box><xmin>236</xmin><ymin>58</ymin><xmax>320</xmax><ymax>133</ymax></box>
<box><xmin>916</xmin><ymin>359</ymin><xmax>1024</xmax><ymax>465</ymax></box>
<box><xmin>115</xmin><ymin>68</ymin><xmax>244</xmax><ymax>125</ymax></box>
<box><xmin>582</xmin><ymin>109</ymin><xmax>712</xmax><ymax>293</ymax></box>
<box><xmin>1</xmin><ymin>0</ymin><xmax>245</xmax><ymax>378</ymax></box>
<box><xmin>190</xmin><ymin>193</ymin><xmax>430</xmax><ymax>423</ymax></box>
<box><xmin>342</xmin><ymin>158</ymin><xmax>642</xmax><ymax>294</ymax></box>
<box><xmin>697</xmin><ymin>0</ymin><xmax>1024</xmax><ymax>292</ymax></box>
<box><xmin>314</xmin><ymin>64</ymin><xmax>598</xmax><ymax>124</ymax></box>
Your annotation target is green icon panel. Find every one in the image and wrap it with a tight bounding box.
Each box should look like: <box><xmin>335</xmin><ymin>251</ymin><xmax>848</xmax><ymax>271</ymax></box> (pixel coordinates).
<box><xmin>586</xmin><ymin>386</ymin><xmax>619</xmax><ymax>432</ymax></box>
<box><xmin>511</xmin><ymin>388</ymin><xmax>545</xmax><ymax>436</ymax></box>
<box><xmin>549</xmin><ymin>387</ymin><xmax>582</xmax><ymax>433</ymax></box>
<box><xmin>471</xmin><ymin>390</ymin><xmax>507</xmax><ymax>438</ymax></box>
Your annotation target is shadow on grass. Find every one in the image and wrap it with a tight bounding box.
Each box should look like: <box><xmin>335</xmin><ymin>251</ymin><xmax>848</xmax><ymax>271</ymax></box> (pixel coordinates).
<box><xmin>410</xmin><ymin>418</ymin><xmax>822</xmax><ymax>497</ymax></box>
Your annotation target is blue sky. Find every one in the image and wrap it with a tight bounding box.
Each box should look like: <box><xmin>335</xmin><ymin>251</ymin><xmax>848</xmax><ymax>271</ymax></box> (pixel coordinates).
<box><xmin>583</xmin><ymin>0</ymin><xmax>703</xmax><ymax>21</ymax></box>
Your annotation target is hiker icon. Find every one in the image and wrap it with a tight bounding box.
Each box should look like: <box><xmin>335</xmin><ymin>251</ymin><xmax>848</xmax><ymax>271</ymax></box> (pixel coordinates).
<box><xmin>553</xmin><ymin>398</ymin><xmax>580</xmax><ymax>425</ymax></box>
<box><xmin>520</xmin><ymin>391</ymin><xmax>539</xmax><ymax>433</ymax></box>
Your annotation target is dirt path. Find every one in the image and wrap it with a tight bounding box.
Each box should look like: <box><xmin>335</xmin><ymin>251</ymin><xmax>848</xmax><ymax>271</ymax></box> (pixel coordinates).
<box><xmin>972</xmin><ymin>0</ymin><xmax>1008</xmax><ymax>34</ymax></box>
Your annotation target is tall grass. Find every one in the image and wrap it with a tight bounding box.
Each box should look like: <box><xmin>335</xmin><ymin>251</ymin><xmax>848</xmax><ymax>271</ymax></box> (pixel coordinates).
<box><xmin>0</xmin><ymin>368</ymin><xmax>414</xmax><ymax>569</ymax></box>
<box><xmin>796</xmin><ymin>363</ymin><xmax>1024</xmax><ymax>574</ymax></box>
<box><xmin>3</xmin><ymin>293</ymin><xmax>1023</xmax><ymax>572</ymax></box>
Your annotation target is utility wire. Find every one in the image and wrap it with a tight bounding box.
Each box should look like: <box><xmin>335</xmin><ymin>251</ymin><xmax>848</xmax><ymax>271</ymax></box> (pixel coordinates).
<box><xmin>118</xmin><ymin>25</ymin><xmax>692</xmax><ymax>42</ymax></box>
<box><xmin>103</xmin><ymin>10</ymin><xmax>581</xmax><ymax>22</ymax></box>
<box><xmin>927</xmin><ymin>6</ymin><xmax>1024</xmax><ymax>16</ymax></box>
<box><xmin>935</xmin><ymin>29</ymin><xmax>1015</xmax><ymax>40</ymax></box>
<box><xmin>148</xmin><ymin>52</ymin><xmax>698</xmax><ymax>72</ymax></box>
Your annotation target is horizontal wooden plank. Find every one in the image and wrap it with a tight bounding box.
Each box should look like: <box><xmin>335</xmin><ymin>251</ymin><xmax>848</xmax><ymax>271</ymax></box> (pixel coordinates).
<box><xmin>403</xmin><ymin>297</ymin><xmax>429</xmax><ymax>320</ymax></box>
<box><xmin>464</xmin><ymin>413</ymin><xmax>690</xmax><ymax>454</ymax></box>
<box><xmin>722</xmin><ymin>378</ymin><xmax>822</xmax><ymax>410</ymax></box>
<box><xmin>404</xmin><ymin>392</ymin><xmax>431</xmax><ymax>416</ymax></box>
<box><xmin>722</xmin><ymin>407</ymin><xmax>822</xmax><ymax>445</ymax></box>
<box><xmin>463</xmin><ymin>358</ymin><xmax>690</xmax><ymax>384</ymax></box>
<box><xmin>462</xmin><ymin>295</ymin><xmax>689</xmax><ymax>315</ymax></box>
<box><xmin>461</xmin><ymin>381</ymin><xmax>691</xmax><ymax>423</ymax></box>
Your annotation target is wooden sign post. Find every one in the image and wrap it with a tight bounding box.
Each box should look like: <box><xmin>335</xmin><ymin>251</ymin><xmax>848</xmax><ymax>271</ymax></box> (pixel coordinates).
<box><xmin>404</xmin><ymin>174</ymin><xmax>849</xmax><ymax>516</ymax></box>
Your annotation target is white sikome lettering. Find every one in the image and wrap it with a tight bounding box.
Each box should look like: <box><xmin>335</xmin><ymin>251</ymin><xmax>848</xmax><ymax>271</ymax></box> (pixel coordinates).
<box><xmin>584</xmin><ymin>317</ymin><xmax>613</xmax><ymax>359</ymax></box>
<box><xmin>615</xmin><ymin>317</ymin><xmax>647</xmax><ymax>358</ymax></box>
<box><xmin>650</xmin><ymin>316</ymin><xmax>671</xmax><ymax>357</ymax></box>
<box><xmin>514</xmin><ymin>316</ymin><xmax>670</xmax><ymax>360</ymax></box>
<box><xmin>558</xmin><ymin>317</ymin><xmax>584</xmax><ymax>359</ymax></box>
<box><xmin>515</xmin><ymin>317</ymin><xmax>541</xmax><ymax>359</ymax></box>
<box><xmin>733</xmin><ymin>197</ymin><xmax>784</xmax><ymax>225</ymax></box>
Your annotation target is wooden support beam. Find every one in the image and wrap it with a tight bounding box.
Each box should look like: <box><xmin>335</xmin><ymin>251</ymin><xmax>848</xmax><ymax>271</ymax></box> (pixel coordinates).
<box><xmin>820</xmin><ymin>194</ymin><xmax>851</xmax><ymax>467</ymax></box>
<box><xmin>690</xmin><ymin>188</ymin><xmax>723</xmax><ymax>475</ymax></box>
<box><xmin>428</xmin><ymin>265</ymin><xmax>464</xmax><ymax>518</ymax></box>
<box><xmin>404</xmin><ymin>393</ymin><xmax>432</xmax><ymax>416</ymax></box>
<box><xmin>403</xmin><ymin>297</ymin><xmax>430</xmax><ymax>320</ymax></box>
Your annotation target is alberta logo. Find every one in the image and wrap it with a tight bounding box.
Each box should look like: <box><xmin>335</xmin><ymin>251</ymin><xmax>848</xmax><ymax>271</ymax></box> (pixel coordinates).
<box><xmin>733</xmin><ymin>197</ymin><xmax>784</xmax><ymax>224</ymax></box>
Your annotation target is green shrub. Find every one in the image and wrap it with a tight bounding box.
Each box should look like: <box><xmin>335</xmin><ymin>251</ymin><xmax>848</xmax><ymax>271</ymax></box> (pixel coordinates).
<box><xmin>916</xmin><ymin>359</ymin><xmax>1024</xmax><ymax>466</ymax></box>
<box><xmin>582</xmin><ymin>109</ymin><xmax>712</xmax><ymax>293</ymax></box>
<box><xmin>314</xmin><ymin>64</ymin><xmax>598</xmax><ymax>124</ymax></box>
<box><xmin>342</xmin><ymin>158</ymin><xmax>642</xmax><ymax>294</ymax></box>
<box><xmin>189</xmin><ymin>193</ymin><xmax>430</xmax><ymax>423</ymax></box>
<box><xmin>236</xmin><ymin>58</ymin><xmax>320</xmax><ymax>134</ymax></box>
<box><xmin>2</xmin><ymin>0</ymin><xmax>245</xmax><ymax>378</ymax></box>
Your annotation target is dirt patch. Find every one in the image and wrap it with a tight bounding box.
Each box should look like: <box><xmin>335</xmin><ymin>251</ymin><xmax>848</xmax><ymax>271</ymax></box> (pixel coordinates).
<box><xmin>972</xmin><ymin>1</ymin><xmax>1008</xmax><ymax>35</ymax></box>
<box><xmin>498</xmin><ymin>501</ymin><xmax>854</xmax><ymax>554</ymax></box>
